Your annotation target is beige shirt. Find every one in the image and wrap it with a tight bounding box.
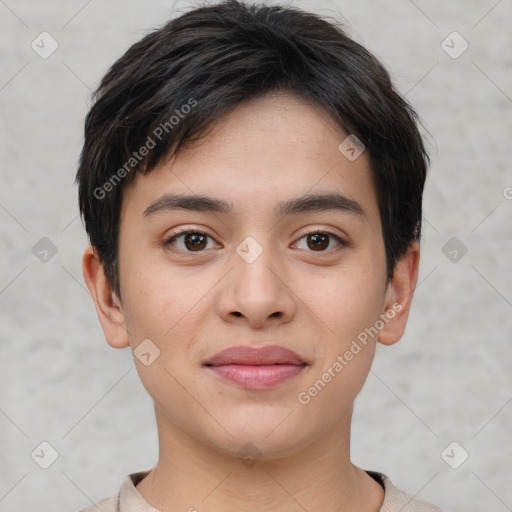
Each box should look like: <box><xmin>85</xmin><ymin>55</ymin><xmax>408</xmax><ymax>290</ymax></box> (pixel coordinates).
<box><xmin>79</xmin><ymin>470</ymin><xmax>443</xmax><ymax>512</ymax></box>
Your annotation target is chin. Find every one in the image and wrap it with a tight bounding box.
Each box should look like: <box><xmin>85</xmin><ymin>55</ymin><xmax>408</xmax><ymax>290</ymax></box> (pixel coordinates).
<box><xmin>199</xmin><ymin>419</ymin><xmax>309</xmax><ymax>461</ymax></box>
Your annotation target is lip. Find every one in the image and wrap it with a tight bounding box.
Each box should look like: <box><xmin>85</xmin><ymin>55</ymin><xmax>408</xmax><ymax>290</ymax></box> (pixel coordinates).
<box><xmin>204</xmin><ymin>345</ymin><xmax>308</xmax><ymax>390</ymax></box>
<box><xmin>204</xmin><ymin>345</ymin><xmax>306</xmax><ymax>366</ymax></box>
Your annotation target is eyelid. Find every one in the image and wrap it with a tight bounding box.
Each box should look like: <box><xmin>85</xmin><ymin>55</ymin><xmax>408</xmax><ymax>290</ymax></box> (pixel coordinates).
<box><xmin>164</xmin><ymin>227</ymin><xmax>221</xmax><ymax>252</ymax></box>
<box><xmin>293</xmin><ymin>229</ymin><xmax>348</xmax><ymax>251</ymax></box>
<box><xmin>295</xmin><ymin>222</ymin><xmax>349</xmax><ymax>241</ymax></box>
<box><xmin>164</xmin><ymin>227</ymin><xmax>349</xmax><ymax>254</ymax></box>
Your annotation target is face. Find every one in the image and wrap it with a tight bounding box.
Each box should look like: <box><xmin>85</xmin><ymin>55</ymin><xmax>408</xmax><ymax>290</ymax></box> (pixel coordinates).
<box><xmin>85</xmin><ymin>92</ymin><xmax>418</xmax><ymax>460</ymax></box>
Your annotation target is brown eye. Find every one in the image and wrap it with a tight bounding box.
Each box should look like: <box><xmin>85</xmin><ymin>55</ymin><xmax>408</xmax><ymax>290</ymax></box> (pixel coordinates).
<box><xmin>183</xmin><ymin>232</ymin><xmax>207</xmax><ymax>251</ymax></box>
<box><xmin>294</xmin><ymin>231</ymin><xmax>345</xmax><ymax>252</ymax></box>
<box><xmin>166</xmin><ymin>230</ymin><xmax>218</xmax><ymax>252</ymax></box>
<box><xmin>307</xmin><ymin>233</ymin><xmax>329</xmax><ymax>251</ymax></box>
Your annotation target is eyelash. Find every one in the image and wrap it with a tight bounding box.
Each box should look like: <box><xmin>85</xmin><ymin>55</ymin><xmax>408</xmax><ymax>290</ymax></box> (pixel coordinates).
<box><xmin>164</xmin><ymin>228</ymin><xmax>347</xmax><ymax>254</ymax></box>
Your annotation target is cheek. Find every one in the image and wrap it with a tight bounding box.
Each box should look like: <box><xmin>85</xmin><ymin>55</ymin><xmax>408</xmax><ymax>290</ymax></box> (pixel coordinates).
<box><xmin>294</xmin><ymin>269</ymin><xmax>384</xmax><ymax>426</ymax></box>
<box><xmin>303</xmin><ymin>263</ymin><xmax>387</xmax><ymax>343</ymax></box>
<box><xmin>120</xmin><ymin>251</ymin><xmax>215</xmax><ymax>352</ymax></box>
<box><xmin>120</xmin><ymin>262</ymin><xmax>208</xmax><ymax>409</ymax></box>
<box><xmin>122</xmin><ymin>274</ymin><xmax>185</xmax><ymax>343</ymax></box>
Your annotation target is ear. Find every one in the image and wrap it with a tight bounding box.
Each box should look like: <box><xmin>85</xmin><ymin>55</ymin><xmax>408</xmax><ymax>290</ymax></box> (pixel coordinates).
<box><xmin>82</xmin><ymin>245</ymin><xmax>130</xmax><ymax>349</ymax></box>
<box><xmin>378</xmin><ymin>241</ymin><xmax>420</xmax><ymax>346</ymax></box>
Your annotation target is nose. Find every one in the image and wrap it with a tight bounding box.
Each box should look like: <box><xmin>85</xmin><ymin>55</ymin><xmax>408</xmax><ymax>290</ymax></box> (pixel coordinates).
<box><xmin>214</xmin><ymin>242</ymin><xmax>297</xmax><ymax>329</ymax></box>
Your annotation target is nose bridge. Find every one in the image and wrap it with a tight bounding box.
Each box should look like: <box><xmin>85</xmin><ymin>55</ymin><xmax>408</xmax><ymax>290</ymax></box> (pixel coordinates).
<box><xmin>217</xmin><ymin>232</ymin><xmax>296</xmax><ymax>325</ymax></box>
<box><xmin>233</xmin><ymin>234</ymin><xmax>283</xmax><ymax>297</ymax></box>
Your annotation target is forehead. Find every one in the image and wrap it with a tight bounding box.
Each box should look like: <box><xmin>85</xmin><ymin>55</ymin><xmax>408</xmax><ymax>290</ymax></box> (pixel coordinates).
<box><xmin>121</xmin><ymin>92</ymin><xmax>379</xmax><ymax>226</ymax></box>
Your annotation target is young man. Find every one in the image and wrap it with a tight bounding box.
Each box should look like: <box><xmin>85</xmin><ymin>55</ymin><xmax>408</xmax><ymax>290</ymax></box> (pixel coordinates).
<box><xmin>77</xmin><ymin>1</ymin><xmax>442</xmax><ymax>510</ymax></box>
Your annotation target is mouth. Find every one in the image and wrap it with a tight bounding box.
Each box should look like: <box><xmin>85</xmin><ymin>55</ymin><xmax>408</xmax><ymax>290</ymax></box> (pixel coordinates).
<box><xmin>203</xmin><ymin>345</ymin><xmax>308</xmax><ymax>389</ymax></box>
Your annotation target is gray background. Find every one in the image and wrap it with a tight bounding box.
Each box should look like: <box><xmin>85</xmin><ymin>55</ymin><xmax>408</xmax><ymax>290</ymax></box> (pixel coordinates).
<box><xmin>1</xmin><ymin>0</ymin><xmax>511</xmax><ymax>511</ymax></box>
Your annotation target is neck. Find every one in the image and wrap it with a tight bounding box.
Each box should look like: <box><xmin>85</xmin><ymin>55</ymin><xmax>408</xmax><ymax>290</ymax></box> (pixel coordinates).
<box><xmin>135</xmin><ymin>405</ymin><xmax>384</xmax><ymax>512</ymax></box>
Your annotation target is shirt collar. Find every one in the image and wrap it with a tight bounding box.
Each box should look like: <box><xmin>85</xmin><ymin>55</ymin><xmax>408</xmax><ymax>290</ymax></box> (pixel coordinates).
<box><xmin>119</xmin><ymin>471</ymin><xmax>160</xmax><ymax>512</ymax></box>
<box><xmin>119</xmin><ymin>469</ymin><xmax>432</xmax><ymax>512</ymax></box>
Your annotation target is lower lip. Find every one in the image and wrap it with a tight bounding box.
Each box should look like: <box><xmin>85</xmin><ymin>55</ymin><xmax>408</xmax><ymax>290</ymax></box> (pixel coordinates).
<box><xmin>207</xmin><ymin>364</ymin><xmax>306</xmax><ymax>389</ymax></box>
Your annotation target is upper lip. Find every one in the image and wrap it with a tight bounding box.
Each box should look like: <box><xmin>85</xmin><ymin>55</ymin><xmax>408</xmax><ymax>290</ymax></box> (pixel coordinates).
<box><xmin>204</xmin><ymin>345</ymin><xmax>307</xmax><ymax>366</ymax></box>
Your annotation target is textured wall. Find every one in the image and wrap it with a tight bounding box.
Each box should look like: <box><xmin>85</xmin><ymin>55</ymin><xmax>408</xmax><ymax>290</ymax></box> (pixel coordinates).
<box><xmin>1</xmin><ymin>1</ymin><xmax>511</xmax><ymax>511</ymax></box>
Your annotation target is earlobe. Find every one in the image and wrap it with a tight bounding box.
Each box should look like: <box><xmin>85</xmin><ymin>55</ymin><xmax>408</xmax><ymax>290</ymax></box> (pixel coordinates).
<box><xmin>82</xmin><ymin>246</ymin><xmax>130</xmax><ymax>349</ymax></box>
<box><xmin>378</xmin><ymin>241</ymin><xmax>420</xmax><ymax>346</ymax></box>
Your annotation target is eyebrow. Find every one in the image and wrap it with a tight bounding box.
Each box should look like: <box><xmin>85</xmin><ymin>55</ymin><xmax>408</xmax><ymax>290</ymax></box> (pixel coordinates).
<box><xmin>277</xmin><ymin>193</ymin><xmax>366</xmax><ymax>219</ymax></box>
<box><xmin>143</xmin><ymin>193</ymin><xmax>232</xmax><ymax>217</ymax></box>
<box><xmin>142</xmin><ymin>192</ymin><xmax>366</xmax><ymax>220</ymax></box>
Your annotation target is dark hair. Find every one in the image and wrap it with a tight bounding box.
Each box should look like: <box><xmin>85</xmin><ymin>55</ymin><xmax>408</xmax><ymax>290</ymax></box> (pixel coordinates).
<box><xmin>76</xmin><ymin>0</ymin><xmax>429</xmax><ymax>300</ymax></box>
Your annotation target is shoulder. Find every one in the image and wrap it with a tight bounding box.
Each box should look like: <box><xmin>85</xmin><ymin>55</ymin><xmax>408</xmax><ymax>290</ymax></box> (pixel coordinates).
<box><xmin>78</xmin><ymin>493</ymin><xmax>119</xmax><ymax>512</ymax></box>
<box><xmin>368</xmin><ymin>471</ymin><xmax>444</xmax><ymax>512</ymax></box>
<box><xmin>76</xmin><ymin>471</ymin><xmax>152</xmax><ymax>512</ymax></box>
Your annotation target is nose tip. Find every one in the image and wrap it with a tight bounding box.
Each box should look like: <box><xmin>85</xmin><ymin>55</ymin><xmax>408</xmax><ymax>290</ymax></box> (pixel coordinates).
<box><xmin>230</xmin><ymin>309</ymin><xmax>283</xmax><ymax>322</ymax></box>
<box><xmin>213</xmin><ymin>240</ymin><xmax>297</xmax><ymax>328</ymax></box>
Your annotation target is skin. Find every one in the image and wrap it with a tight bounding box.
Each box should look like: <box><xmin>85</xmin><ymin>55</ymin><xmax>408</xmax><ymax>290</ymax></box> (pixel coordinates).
<box><xmin>83</xmin><ymin>92</ymin><xmax>420</xmax><ymax>512</ymax></box>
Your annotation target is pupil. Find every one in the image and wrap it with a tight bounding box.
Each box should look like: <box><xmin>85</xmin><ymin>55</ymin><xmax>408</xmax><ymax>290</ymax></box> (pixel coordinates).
<box><xmin>308</xmin><ymin>233</ymin><xmax>328</xmax><ymax>251</ymax></box>
<box><xmin>185</xmin><ymin>233</ymin><xmax>206</xmax><ymax>251</ymax></box>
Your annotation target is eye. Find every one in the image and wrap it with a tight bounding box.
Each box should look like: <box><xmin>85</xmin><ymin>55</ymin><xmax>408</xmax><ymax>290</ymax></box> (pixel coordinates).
<box><xmin>165</xmin><ymin>229</ymin><xmax>220</xmax><ymax>252</ymax></box>
<box><xmin>293</xmin><ymin>231</ymin><xmax>346</xmax><ymax>252</ymax></box>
